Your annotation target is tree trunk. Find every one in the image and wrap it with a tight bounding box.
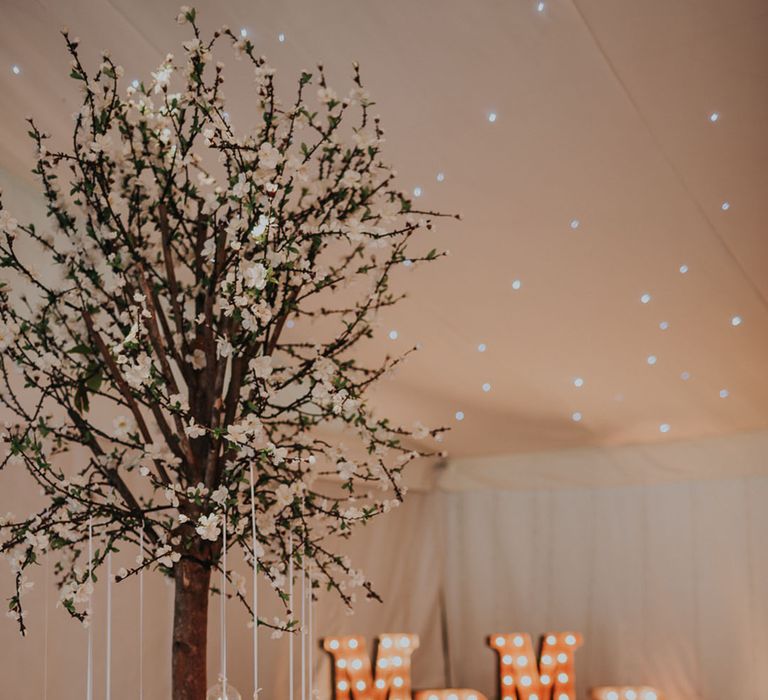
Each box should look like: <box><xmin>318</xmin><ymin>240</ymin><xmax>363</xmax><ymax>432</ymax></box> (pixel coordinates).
<box><xmin>173</xmin><ymin>556</ymin><xmax>211</xmax><ymax>700</ymax></box>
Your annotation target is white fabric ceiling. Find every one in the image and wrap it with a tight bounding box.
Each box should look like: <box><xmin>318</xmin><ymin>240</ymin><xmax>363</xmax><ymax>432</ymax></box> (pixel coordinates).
<box><xmin>1</xmin><ymin>0</ymin><xmax>767</xmax><ymax>472</ymax></box>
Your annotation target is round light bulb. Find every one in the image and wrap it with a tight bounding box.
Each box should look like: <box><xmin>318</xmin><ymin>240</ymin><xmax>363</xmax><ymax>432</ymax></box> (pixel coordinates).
<box><xmin>731</xmin><ymin>315</ymin><xmax>742</xmax><ymax>326</ymax></box>
<box><xmin>11</xmin><ymin>64</ymin><xmax>22</xmax><ymax>75</ymax></box>
<box><xmin>482</xmin><ymin>382</ymin><xmax>491</xmax><ymax>392</ymax></box>
<box><xmin>659</xmin><ymin>423</ymin><xmax>670</xmax><ymax>433</ymax></box>
<box><xmin>478</xmin><ymin>343</ymin><xmax>487</xmax><ymax>352</ymax></box>
<box><xmin>569</xmin><ymin>218</ymin><xmax>580</xmax><ymax>230</ymax></box>
<box><xmin>511</xmin><ymin>279</ymin><xmax>522</xmax><ymax>290</ymax></box>
<box><xmin>206</xmin><ymin>681</ymin><xmax>243</xmax><ymax>700</ymax></box>
<box><xmin>571</xmin><ymin>411</ymin><xmax>582</xmax><ymax>422</ymax></box>
<box><xmin>278</xmin><ymin>32</ymin><xmax>286</xmax><ymax>42</ymax></box>
<box><xmin>679</xmin><ymin>264</ymin><xmax>689</xmax><ymax>274</ymax></box>
<box><xmin>719</xmin><ymin>388</ymin><xmax>729</xmax><ymax>398</ymax></box>
<box><xmin>640</xmin><ymin>293</ymin><xmax>651</xmax><ymax>304</ymax></box>
<box><xmin>709</xmin><ymin>112</ymin><xmax>719</xmax><ymax>122</ymax></box>
<box><xmin>488</xmin><ymin>112</ymin><xmax>498</xmax><ymax>123</ymax></box>
<box><xmin>388</xmin><ymin>330</ymin><xmax>398</xmax><ymax>340</ymax></box>
<box><xmin>647</xmin><ymin>355</ymin><xmax>657</xmax><ymax>366</ymax></box>
<box><xmin>659</xmin><ymin>321</ymin><xmax>669</xmax><ymax>330</ymax></box>
<box><xmin>573</xmin><ymin>377</ymin><xmax>584</xmax><ymax>388</ymax></box>
<box><xmin>436</xmin><ymin>172</ymin><xmax>445</xmax><ymax>182</ymax></box>
<box><xmin>721</xmin><ymin>201</ymin><xmax>730</xmax><ymax>211</ymax></box>
<box><xmin>413</xmin><ymin>186</ymin><xmax>422</xmax><ymax>197</ymax></box>
<box><xmin>455</xmin><ymin>411</ymin><xmax>465</xmax><ymax>421</ymax></box>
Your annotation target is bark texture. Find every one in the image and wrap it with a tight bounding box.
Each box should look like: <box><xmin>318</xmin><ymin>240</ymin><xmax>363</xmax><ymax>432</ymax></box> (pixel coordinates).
<box><xmin>173</xmin><ymin>556</ymin><xmax>211</xmax><ymax>700</ymax></box>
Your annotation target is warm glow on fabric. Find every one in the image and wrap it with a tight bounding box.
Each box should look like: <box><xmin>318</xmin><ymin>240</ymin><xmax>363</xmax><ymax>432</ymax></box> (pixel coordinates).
<box><xmin>322</xmin><ymin>633</ymin><xmax>419</xmax><ymax>700</ymax></box>
<box><xmin>488</xmin><ymin>632</ymin><xmax>583</xmax><ymax>700</ymax></box>
<box><xmin>591</xmin><ymin>687</ymin><xmax>662</xmax><ymax>700</ymax></box>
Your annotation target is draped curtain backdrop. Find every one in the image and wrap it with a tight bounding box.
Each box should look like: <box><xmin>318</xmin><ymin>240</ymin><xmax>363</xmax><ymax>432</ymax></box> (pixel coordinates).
<box><xmin>2</xmin><ymin>477</ymin><xmax>767</xmax><ymax>699</ymax></box>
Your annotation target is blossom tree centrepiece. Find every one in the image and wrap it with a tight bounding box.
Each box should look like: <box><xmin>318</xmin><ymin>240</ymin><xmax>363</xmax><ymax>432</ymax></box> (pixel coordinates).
<box><xmin>0</xmin><ymin>8</ymin><xmax>449</xmax><ymax>698</ymax></box>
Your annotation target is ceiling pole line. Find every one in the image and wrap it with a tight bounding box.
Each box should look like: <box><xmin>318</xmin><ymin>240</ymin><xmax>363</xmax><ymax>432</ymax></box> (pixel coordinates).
<box><xmin>568</xmin><ymin>0</ymin><xmax>768</xmax><ymax>314</ymax></box>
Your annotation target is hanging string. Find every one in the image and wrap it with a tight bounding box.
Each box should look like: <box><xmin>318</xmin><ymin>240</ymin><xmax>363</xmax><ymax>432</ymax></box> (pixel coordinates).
<box><xmin>308</xmin><ymin>564</ymin><xmax>314</xmax><ymax>700</ymax></box>
<box><xmin>139</xmin><ymin>524</ymin><xmax>145</xmax><ymax>700</ymax></box>
<box><xmin>249</xmin><ymin>463</ymin><xmax>259</xmax><ymax>699</ymax></box>
<box><xmin>106</xmin><ymin>538</ymin><xmax>113</xmax><ymax>700</ymax></box>
<box><xmin>43</xmin><ymin>549</ymin><xmax>49</xmax><ymax>700</ymax></box>
<box><xmin>301</xmin><ymin>559</ymin><xmax>306</xmax><ymax>700</ymax></box>
<box><xmin>220</xmin><ymin>507</ymin><xmax>229</xmax><ymax>696</ymax></box>
<box><xmin>86</xmin><ymin>515</ymin><xmax>94</xmax><ymax>700</ymax></box>
<box><xmin>288</xmin><ymin>533</ymin><xmax>294</xmax><ymax>700</ymax></box>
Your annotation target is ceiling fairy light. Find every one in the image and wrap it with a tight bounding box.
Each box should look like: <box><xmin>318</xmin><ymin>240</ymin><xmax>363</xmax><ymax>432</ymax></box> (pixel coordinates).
<box><xmin>571</xmin><ymin>412</ymin><xmax>582</xmax><ymax>422</ymax></box>
<box><xmin>482</xmin><ymin>383</ymin><xmax>492</xmax><ymax>393</ymax></box>
<box><xmin>679</xmin><ymin>264</ymin><xmax>689</xmax><ymax>274</ymax></box>
<box><xmin>278</xmin><ymin>32</ymin><xmax>286</xmax><ymax>42</ymax></box>
<box><xmin>573</xmin><ymin>377</ymin><xmax>584</xmax><ymax>388</ymax></box>
<box><xmin>640</xmin><ymin>293</ymin><xmax>651</xmax><ymax>304</ymax></box>
<box><xmin>511</xmin><ymin>279</ymin><xmax>522</xmax><ymax>290</ymax></box>
<box><xmin>11</xmin><ymin>64</ymin><xmax>21</xmax><ymax>76</ymax></box>
<box><xmin>436</xmin><ymin>172</ymin><xmax>445</xmax><ymax>182</ymax></box>
<box><xmin>478</xmin><ymin>343</ymin><xmax>487</xmax><ymax>352</ymax></box>
<box><xmin>647</xmin><ymin>355</ymin><xmax>657</xmax><ymax>366</ymax></box>
<box><xmin>731</xmin><ymin>315</ymin><xmax>742</xmax><ymax>327</ymax></box>
<box><xmin>388</xmin><ymin>330</ymin><xmax>399</xmax><ymax>340</ymax></box>
<box><xmin>659</xmin><ymin>423</ymin><xmax>670</xmax><ymax>434</ymax></box>
<box><xmin>413</xmin><ymin>187</ymin><xmax>422</xmax><ymax>197</ymax></box>
<box><xmin>240</xmin><ymin>27</ymin><xmax>248</xmax><ymax>37</ymax></box>
<box><xmin>721</xmin><ymin>201</ymin><xmax>730</xmax><ymax>211</ymax></box>
<box><xmin>569</xmin><ymin>218</ymin><xmax>580</xmax><ymax>230</ymax></box>
<box><xmin>680</xmin><ymin>371</ymin><xmax>691</xmax><ymax>381</ymax></box>
<box><xmin>719</xmin><ymin>389</ymin><xmax>729</xmax><ymax>398</ymax></box>
<box><xmin>709</xmin><ymin>112</ymin><xmax>720</xmax><ymax>122</ymax></box>
<box><xmin>537</xmin><ymin>1</ymin><xmax>545</xmax><ymax>11</ymax></box>
<box><xmin>455</xmin><ymin>411</ymin><xmax>465</xmax><ymax>421</ymax></box>
<box><xmin>659</xmin><ymin>321</ymin><xmax>669</xmax><ymax>330</ymax></box>
<box><xmin>488</xmin><ymin>111</ymin><xmax>497</xmax><ymax>123</ymax></box>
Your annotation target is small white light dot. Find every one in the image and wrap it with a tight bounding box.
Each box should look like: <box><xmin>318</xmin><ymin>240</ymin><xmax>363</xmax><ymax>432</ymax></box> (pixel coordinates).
<box><xmin>659</xmin><ymin>423</ymin><xmax>671</xmax><ymax>433</ymax></box>
<box><xmin>482</xmin><ymin>382</ymin><xmax>492</xmax><ymax>393</ymax></box>
<box><xmin>557</xmin><ymin>652</ymin><xmax>568</xmax><ymax>663</ymax></box>
<box><xmin>392</xmin><ymin>677</ymin><xmax>404</xmax><ymax>688</ymax></box>
<box><xmin>511</xmin><ymin>279</ymin><xmax>522</xmax><ymax>290</ymax></box>
<box><xmin>573</xmin><ymin>377</ymin><xmax>584</xmax><ymax>388</ymax></box>
<box><xmin>348</xmin><ymin>639</ymin><xmax>358</xmax><ymax>649</ymax></box>
<box><xmin>681</xmin><ymin>371</ymin><xmax>691</xmax><ymax>381</ymax></box>
<box><xmin>545</xmin><ymin>635</ymin><xmax>556</xmax><ymax>645</ymax></box>
<box><xmin>240</xmin><ymin>27</ymin><xmax>248</xmax><ymax>37</ymax></box>
<box><xmin>571</xmin><ymin>411</ymin><xmax>582</xmax><ymax>422</ymax></box>
<box><xmin>381</xmin><ymin>637</ymin><xmax>393</xmax><ymax>648</ymax></box>
<box><xmin>388</xmin><ymin>330</ymin><xmax>398</xmax><ymax>340</ymax></box>
<box><xmin>709</xmin><ymin>112</ymin><xmax>720</xmax><ymax>122</ymax></box>
<box><xmin>569</xmin><ymin>218</ymin><xmax>580</xmax><ymax>230</ymax></box>
<box><xmin>537</xmin><ymin>1</ymin><xmax>545</xmax><ymax>11</ymax></box>
<box><xmin>413</xmin><ymin>186</ymin><xmax>422</xmax><ymax>197</ymax></box>
<box><xmin>455</xmin><ymin>411</ymin><xmax>465</xmax><ymax>421</ymax></box>
<box><xmin>329</xmin><ymin>639</ymin><xmax>340</xmax><ymax>649</ymax></box>
<box><xmin>488</xmin><ymin>111</ymin><xmax>497</xmax><ymax>123</ymax></box>
<box><xmin>477</xmin><ymin>343</ymin><xmax>487</xmax><ymax>352</ymax></box>
<box><xmin>278</xmin><ymin>32</ymin><xmax>286</xmax><ymax>42</ymax></box>
<box><xmin>11</xmin><ymin>64</ymin><xmax>21</xmax><ymax>76</ymax></box>
<box><xmin>731</xmin><ymin>315</ymin><xmax>742</xmax><ymax>327</ymax></box>
<box><xmin>659</xmin><ymin>321</ymin><xmax>669</xmax><ymax>330</ymax></box>
<box><xmin>640</xmin><ymin>293</ymin><xmax>652</xmax><ymax>304</ymax></box>
<box><xmin>436</xmin><ymin>172</ymin><xmax>445</xmax><ymax>182</ymax></box>
<box><xmin>719</xmin><ymin>388</ymin><xmax>729</xmax><ymax>398</ymax></box>
<box><xmin>131</xmin><ymin>78</ymin><xmax>140</xmax><ymax>89</ymax></box>
<box><xmin>337</xmin><ymin>681</ymin><xmax>348</xmax><ymax>691</ymax></box>
<box><xmin>565</xmin><ymin>634</ymin><xmax>576</xmax><ymax>645</ymax></box>
<box><xmin>403</xmin><ymin>259</ymin><xmax>413</xmax><ymax>268</ymax></box>
<box><xmin>679</xmin><ymin>264</ymin><xmax>689</xmax><ymax>274</ymax></box>
<box><xmin>286</xmin><ymin>319</ymin><xmax>295</xmax><ymax>329</ymax></box>
<box><xmin>502</xmin><ymin>654</ymin><xmax>513</xmax><ymax>664</ymax></box>
<box><xmin>721</xmin><ymin>201</ymin><xmax>730</xmax><ymax>211</ymax></box>
<box><xmin>513</xmin><ymin>635</ymin><xmax>524</xmax><ymax>647</ymax></box>
<box><xmin>356</xmin><ymin>681</ymin><xmax>366</xmax><ymax>691</ymax></box>
<box><xmin>495</xmin><ymin>636</ymin><xmax>506</xmax><ymax>646</ymax></box>
<box><xmin>647</xmin><ymin>355</ymin><xmax>657</xmax><ymax>366</ymax></box>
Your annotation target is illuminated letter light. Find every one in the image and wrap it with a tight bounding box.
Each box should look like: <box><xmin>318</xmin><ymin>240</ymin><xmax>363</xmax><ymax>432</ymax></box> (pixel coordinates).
<box><xmin>488</xmin><ymin>632</ymin><xmax>583</xmax><ymax>700</ymax></box>
<box><xmin>415</xmin><ymin>690</ymin><xmax>488</xmax><ymax>700</ymax></box>
<box><xmin>591</xmin><ymin>687</ymin><xmax>662</xmax><ymax>700</ymax></box>
<box><xmin>323</xmin><ymin>633</ymin><xmax>419</xmax><ymax>700</ymax></box>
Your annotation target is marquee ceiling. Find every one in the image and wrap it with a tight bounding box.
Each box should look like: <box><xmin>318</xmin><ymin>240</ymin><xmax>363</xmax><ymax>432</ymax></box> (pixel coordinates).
<box><xmin>1</xmin><ymin>0</ymin><xmax>767</xmax><ymax>466</ymax></box>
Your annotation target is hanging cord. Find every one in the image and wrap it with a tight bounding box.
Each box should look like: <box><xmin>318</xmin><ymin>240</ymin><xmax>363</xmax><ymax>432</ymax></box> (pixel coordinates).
<box><xmin>288</xmin><ymin>533</ymin><xmax>294</xmax><ymax>700</ymax></box>
<box><xmin>43</xmin><ymin>549</ymin><xmax>49</xmax><ymax>700</ymax></box>
<box><xmin>139</xmin><ymin>524</ymin><xmax>145</xmax><ymax>700</ymax></box>
<box><xmin>308</xmin><ymin>564</ymin><xmax>314</xmax><ymax>700</ymax></box>
<box><xmin>249</xmin><ymin>464</ymin><xmax>259</xmax><ymax>699</ymax></box>
<box><xmin>86</xmin><ymin>515</ymin><xmax>94</xmax><ymax>700</ymax></box>
<box><xmin>106</xmin><ymin>537</ymin><xmax>113</xmax><ymax>700</ymax></box>
<box><xmin>220</xmin><ymin>507</ymin><xmax>229</xmax><ymax>697</ymax></box>
<box><xmin>301</xmin><ymin>558</ymin><xmax>306</xmax><ymax>700</ymax></box>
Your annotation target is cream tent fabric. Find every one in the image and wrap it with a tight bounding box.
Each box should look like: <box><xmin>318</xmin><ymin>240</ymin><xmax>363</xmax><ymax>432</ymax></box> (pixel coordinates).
<box><xmin>3</xmin><ymin>474</ymin><xmax>766</xmax><ymax>699</ymax></box>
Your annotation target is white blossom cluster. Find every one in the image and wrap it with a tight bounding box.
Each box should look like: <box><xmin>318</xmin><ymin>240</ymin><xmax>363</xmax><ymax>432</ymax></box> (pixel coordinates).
<box><xmin>0</xmin><ymin>7</ymin><xmax>450</xmax><ymax>634</ymax></box>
